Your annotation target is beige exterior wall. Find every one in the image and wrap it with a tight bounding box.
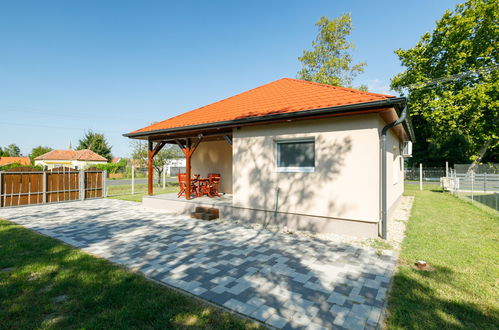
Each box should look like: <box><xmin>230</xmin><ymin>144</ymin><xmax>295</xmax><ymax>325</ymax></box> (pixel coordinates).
<box><xmin>376</xmin><ymin>117</ymin><xmax>405</xmax><ymax>220</ymax></box>
<box><xmin>232</xmin><ymin>114</ymin><xmax>384</xmax><ymax>232</ymax></box>
<box><xmin>191</xmin><ymin>140</ymin><xmax>233</xmax><ymax>194</ymax></box>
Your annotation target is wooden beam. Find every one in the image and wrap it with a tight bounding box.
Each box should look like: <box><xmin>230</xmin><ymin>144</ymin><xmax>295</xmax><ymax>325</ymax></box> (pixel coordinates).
<box><xmin>152</xmin><ymin>141</ymin><xmax>167</xmax><ymax>157</ymax></box>
<box><xmin>175</xmin><ymin>139</ymin><xmax>185</xmax><ymax>151</ymax></box>
<box><xmin>192</xmin><ymin>134</ymin><xmax>203</xmax><ymax>150</ymax></box>
<box><xmin>223</xmin><ymin>135</ymin><xmax>232</xmax><ymax>145</ymax></box>
<box><xmin>147</xmin><ymin>140</ymin><xmax>153</xmax><ymax>196</ymax></box>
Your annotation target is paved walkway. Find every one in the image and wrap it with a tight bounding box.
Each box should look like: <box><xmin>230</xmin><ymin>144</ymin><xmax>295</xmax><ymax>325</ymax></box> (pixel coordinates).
<box><xmin>0</xmin><ymin>199</ymin><xmax>397</xmax><ymax>329</ymax></box>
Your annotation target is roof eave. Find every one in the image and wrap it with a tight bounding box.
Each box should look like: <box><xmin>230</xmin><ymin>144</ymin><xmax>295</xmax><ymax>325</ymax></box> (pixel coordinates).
<box><xmin>123</xmin><ymin>97</ymin><xmax>407</xmax><ymax>139</ymax></box>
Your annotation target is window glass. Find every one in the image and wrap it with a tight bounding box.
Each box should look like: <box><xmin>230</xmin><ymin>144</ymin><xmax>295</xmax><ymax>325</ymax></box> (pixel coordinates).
<box><xmin>393</xmin><ymin>152</ymin><xmax>399</xmax><ymax>184</ymax></box>
<box><xmin>276</xmin><ymin>140</ymin><xmax>315</xmax><ymax>170</ymax></box>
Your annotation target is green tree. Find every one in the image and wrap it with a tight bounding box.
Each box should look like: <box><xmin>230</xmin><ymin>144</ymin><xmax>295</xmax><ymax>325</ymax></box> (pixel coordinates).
<box><xmin>391</xmin><ymin>0</ymin><xmax>498</xmax><ymax>166</ymax></box>
<box><xmin>94</xmin><ymin>159</ymin><xmax>127</xmax><ymax>175</ymax></box>
<box><xmin>131</xmin><ymin>141</ymin><xmax>182</xmax><ymax>185</ymax></box>
<box><xmin>298</xmin><ymin>14</ymin><xmax>367</xmax><ymax>88</ymax></box>
<box><xmin>3</xmin><ymin>144</ymin><xmax>21</xmax><ymax>157</ymax></box>
<box><xmin>29</xmin><ymin>146</ymin><xmax>52</xmax><ymax>164</ymax></box>
<box><xmin>0</xmin><ymin>147</ymin><xmax>5</xmax><ymax>157</ymax></box>
<box><xmin>77</xmin><ymin>131</ymin><xmax>113</xmax><ymax>162</ymax></box>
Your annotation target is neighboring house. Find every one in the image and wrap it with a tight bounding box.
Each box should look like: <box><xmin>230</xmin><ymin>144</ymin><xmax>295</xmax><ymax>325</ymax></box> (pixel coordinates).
<box><xmin>111</xmin><ymin>157</ymin><xmax>122</xmax><ymax>163</ymax></box>
<box><xmin>34</xmin><ymin>149</ymin><xmax>107</xmax><ymax>170</ymax></box>
<box><xmin>124</xmin><ymin>78</ymin><xmax>415</xmax><ymax>238</ymax></box>
<box><xmin>0</xmin><ymin>157</ymin><xmax>30</xmax><ymax>167</ymax></box>
<box><xmin>166</xmin><ymin>158</ymin><xmax>186</xmax><ymax>176</ymax></box>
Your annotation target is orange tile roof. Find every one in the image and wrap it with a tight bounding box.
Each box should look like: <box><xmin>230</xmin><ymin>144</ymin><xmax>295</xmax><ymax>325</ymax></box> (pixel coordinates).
<box><xmin>0</xmin><ymin>157</ymin><xmax>30</xmax><ymax>166</ymax></box>
<box><xmin>129</xmin><ymin>78</ymin><xmax>394</xmax><ymax>134</ymax></box>
<box><xmin>35</xmin><ymin>149</ymin><xmax>107</xmax><ymax>161</ymax></box>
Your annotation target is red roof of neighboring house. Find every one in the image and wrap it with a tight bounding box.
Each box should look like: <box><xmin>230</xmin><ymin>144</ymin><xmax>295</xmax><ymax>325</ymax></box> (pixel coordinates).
<box><xmin>35</xmin><ymin>149</ymin><xmax>107</xmax><ymax>161</ymax></box>
<box><xmin>111</xmin><ymin>157</ymin><xmax>122</xmax><ymax>163</ymax></box>
<box><xmin>129</xmin><ymin>78</ymin><xmax>394</xmax><ymax>134</ymax></box>
<box><xmin>0</xmin><ymin>157</ymin><xmax>30</xmax><ymax>166</ymax></box>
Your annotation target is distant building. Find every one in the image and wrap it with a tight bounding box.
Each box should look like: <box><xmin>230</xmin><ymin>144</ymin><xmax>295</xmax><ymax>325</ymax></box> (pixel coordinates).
<box><xmin>34</xmin><ymin>149</ymin><xmax>107</xmax><ymax>170</ymax></box>
<box><xmin>111</xmin><ymin>157</ymin><xmax>122</xmax><ymax>163</ymax></box>
<box><xmin>0</xmin><ymin>157</ymin><xmax>30</xmax><ymax>167</ymax></box>
<box><xmin>166</xmin><ymin>158</ymin><xmax>186</xmax><ymax>176</ymax></box>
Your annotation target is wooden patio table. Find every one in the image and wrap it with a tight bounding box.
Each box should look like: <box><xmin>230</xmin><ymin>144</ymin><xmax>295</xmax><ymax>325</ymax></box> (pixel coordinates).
<box><xmin>195</xmin><ymin>178</ymin><xmax>209</xmax><ymax>197</ymax></box>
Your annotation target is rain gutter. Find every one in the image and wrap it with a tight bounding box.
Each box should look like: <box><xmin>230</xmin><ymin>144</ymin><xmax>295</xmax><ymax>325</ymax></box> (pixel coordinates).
<box><xmin>123</xmin><ymin>97</ymin><xmax>407</xmax><ymax>138</ymax></box>
<box><xmin>380</xmin><ymin>101</ymin><xmax>409</xmax><ymax>239</ymax></box>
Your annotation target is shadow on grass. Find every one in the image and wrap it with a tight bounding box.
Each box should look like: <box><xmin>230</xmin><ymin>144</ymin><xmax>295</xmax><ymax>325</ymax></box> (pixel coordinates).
<box><xmin>387</xmin><ymin>263</ymin><xmax>499</xmax><ymax>329</ymax></box>
<box><xmin>0</xmin><ymin>221</ymin><xmax>260</xmax><ymax>329</ymax></box>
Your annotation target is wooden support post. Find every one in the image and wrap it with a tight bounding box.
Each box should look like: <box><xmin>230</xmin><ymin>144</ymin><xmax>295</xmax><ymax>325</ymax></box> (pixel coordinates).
<box><xmin>148</xmin><ymin>141</ymin><xmax>154</xmax><ymax>196</ymax></box>
<box><xmin>186</xmin><ymin>139</ymin><xmax>192</xmax><ymax>200</ymax></box>
<box><xmin>176</xmin><ymin>135</ymin><xmax>202</xmax><ymax>200</ymax></box>
<box><xmin>147</xmin><ymin>140</ymin><xmax>167</xmax><ymax>196</ymax></box>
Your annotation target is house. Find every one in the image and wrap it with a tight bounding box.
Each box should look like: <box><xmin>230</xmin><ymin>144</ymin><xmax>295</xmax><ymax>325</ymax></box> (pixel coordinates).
<box><xmin>124</xmin><ymin>78</ymin><xmax>415</xmax><ymax>238</ymax></box>
<box><xmin>111</xmin><ymin>157</ymin><xmax>122</xmax><ymax>163</ymax></box>
<box><xmin>165</xmin><ymin>158</ymin><xmax>186</xmax><ymax>176</ymax></box>
<box><xmin>0</xmin><ymin>157</ymin><xmax>30</xmax><ymax>167</ymax></box>
<box><xmin>34</xmin><ymin>149</ymin><xmax>107</xmax><ymax>170</ymax></box>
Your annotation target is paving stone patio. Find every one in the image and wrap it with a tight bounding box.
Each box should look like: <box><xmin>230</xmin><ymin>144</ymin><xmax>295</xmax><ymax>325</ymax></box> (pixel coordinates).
<box><xmin>0</xmin><ymin>199</ymin><xmax>397</xmax><ymax>329</ymax></box>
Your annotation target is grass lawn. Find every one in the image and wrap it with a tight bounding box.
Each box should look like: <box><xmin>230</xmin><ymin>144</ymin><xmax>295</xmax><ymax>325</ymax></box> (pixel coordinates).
<box><xmin>386</xmin><ymin>184</ymin><xmax>499</xmax><ymax>329</ymax></box>
<box><xmin>107</xmin><ymin>183</ymin><xmax>178</xmax><ymax>202</ymax></box>
<box><xmin>0</xmin><ymin>219</ymin><xmax>260</xmax><ymax>329</ymax></box>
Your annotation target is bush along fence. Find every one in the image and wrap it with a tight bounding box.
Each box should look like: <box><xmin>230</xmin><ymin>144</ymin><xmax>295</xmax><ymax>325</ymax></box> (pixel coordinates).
<box><xmin>0</xmin><ymin>167</ymin><xmax>106</xmax><ymax>208</ymax></box>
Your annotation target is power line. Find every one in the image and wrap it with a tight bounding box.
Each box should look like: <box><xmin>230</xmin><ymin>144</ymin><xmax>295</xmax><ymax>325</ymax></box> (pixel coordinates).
<box><xmin>402</xmin><ymin>64</ymin><xmax>498</xmax><ymax>91</ymax></box>
<box><xmin>0</xmin><ymin>105</ymin><xmax>143</xmax><ymax>121</ymax></box>
<box><xmin>0</xmin><ymin>121</ymin><xmax>126</xmax><ymax>134</ymax></box>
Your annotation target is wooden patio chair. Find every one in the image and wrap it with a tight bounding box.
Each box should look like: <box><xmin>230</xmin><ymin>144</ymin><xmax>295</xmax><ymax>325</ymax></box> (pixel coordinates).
<box><xmin>177</xmin><ymin>173</ymin><xmax>197</xmax><ymax>198</ymax></box>
<box><xmin>200</xmin><ymin>173</ymin><xmax>221</xmax><ymax>198</ymax></box>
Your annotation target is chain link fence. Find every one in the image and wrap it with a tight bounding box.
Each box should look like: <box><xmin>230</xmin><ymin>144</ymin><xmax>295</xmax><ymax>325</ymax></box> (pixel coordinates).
<box><xmin>442</xmin><ymin>165</ymin><xmax>499</xmax><ymax>212</ymax></box>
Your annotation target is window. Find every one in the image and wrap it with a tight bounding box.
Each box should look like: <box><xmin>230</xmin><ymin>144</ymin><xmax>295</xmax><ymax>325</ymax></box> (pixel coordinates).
<box><xmin>393</xmin><ymin>147</ymin><xmax>399</xmax><ymax>184</ymax></box>
<box><xmin>276</xmin><ymin>139</ymin><xmax>315</xmax><ymax>172</ymax></box>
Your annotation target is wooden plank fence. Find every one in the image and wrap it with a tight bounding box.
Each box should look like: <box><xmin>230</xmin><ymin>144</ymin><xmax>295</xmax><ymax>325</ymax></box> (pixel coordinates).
<box><xmin>0</xmin><ymin>167</ymin><xmax>106</xmax><ymax>207</ymax></box>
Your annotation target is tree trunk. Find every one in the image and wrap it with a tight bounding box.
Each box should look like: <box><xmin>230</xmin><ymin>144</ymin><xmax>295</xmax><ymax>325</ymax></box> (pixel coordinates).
<box><xmin>467</xmin><ymin>139</ymin><xmax>493</xmax><ymax>175</ymax></box>
<box><xmin>156</xmin><ymin>169</ymin><xmax>162</xmax><ymax>186</ymax></box>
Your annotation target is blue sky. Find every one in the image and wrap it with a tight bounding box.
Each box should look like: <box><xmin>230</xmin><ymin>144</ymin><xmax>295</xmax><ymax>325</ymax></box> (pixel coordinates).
<box><xmin>0</xmin><ymin>0</ymin><xmax>461</xmax><ymax>157</ymax></box>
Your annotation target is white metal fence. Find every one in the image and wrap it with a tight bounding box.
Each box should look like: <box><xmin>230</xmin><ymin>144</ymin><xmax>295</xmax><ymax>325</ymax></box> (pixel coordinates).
<box><xmin>444</xmin><ymin>169</ymin><xmax>499</xmax><ymax>212</ymax></box>
<box><xmin>405</xmin><ymin>167</ymin><xmax>446</xmax><ymax>182</ymax></box>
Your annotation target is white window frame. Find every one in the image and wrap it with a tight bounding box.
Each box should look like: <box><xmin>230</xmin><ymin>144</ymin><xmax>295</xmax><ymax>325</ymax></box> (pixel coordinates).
<box><xmin>275</xmin><ymin>138</ymin><xmax>315</xmax><ymax>173</ymax></box>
